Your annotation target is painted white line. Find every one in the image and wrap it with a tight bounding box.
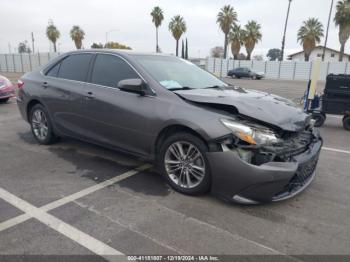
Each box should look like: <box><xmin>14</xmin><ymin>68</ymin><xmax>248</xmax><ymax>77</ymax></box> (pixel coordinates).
<box><xmin>322</xmin><ymin>147</ymin><xmax>350</xmax><ymax>154</ymax></box>
<box><xmin>0</xmin><ymin>187</ymin><xmax>123</xmax><ymax>258</ymax></box>
<box><xmin>0</xmin><ymin>164</ymin><xmax>151</xmax><ymax>260</ymax></box>
<box><xmin>42</xmin><ymin>164</ymin><xmax>151</xmax><ymax>211</ymax></box>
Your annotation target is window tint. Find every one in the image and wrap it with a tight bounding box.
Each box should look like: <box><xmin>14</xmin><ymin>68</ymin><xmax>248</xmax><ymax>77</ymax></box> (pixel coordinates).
<box><xmin>46</xmin><ymin>63</ymin><xmax>60</xmax><ymax>77</ymax></box>
<box><xmin>91</xmin><ymin>54</ymin><xmax>138</xmax><ymax>88</ymax></box>
<box><xmin>58</xmin><ymin>54</ymin><xmax>93</xmax><ymax>82</ymax></box>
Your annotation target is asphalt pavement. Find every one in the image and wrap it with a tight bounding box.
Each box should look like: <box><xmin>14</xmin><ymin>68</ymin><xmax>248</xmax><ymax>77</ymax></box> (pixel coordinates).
<box><xmin>0</xmin><ymin>73</ymin><xmax>349</xmax><ymax>261</ymax></box>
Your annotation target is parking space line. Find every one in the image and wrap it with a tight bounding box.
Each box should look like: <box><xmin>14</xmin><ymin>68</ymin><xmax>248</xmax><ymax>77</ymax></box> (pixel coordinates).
<box><xmin>0</xmin><ymin>164</ymin><xmax>151</xmax><ymax>260</ymax></box>
<box><xmin>322</xmin><ymin>147</ymin><xmax>350</xmax><ymax>154</ymax></box>
<box><xmin>0</xmin><ymin>187</ymin><xmax>123</xmax><ymax>259</ymax></box>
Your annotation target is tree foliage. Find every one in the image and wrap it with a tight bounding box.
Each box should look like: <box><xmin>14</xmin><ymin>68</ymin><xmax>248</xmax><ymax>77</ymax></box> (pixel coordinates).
<box><xmin>267</xmin><ymin>48</ymin><xmax>282</xmax><ymax>61</ymax></box>
<box><xmin>217</xmin><ymin>5</ymin><xmax>237</xmax><ymax>59</ymax></box>
<box><xmin>334</xmin><ymin>0</ymin><xmax>350</xmax><ymax>61</ymax></box>
<box><xmin>243</xmin><ymin>20</ymin><xmax>262</xmax><ymax>60</ymax></box>
<box><xmin>297</xmin><ymin>18</ymin><xmax>324</xmax><ymax>61</ymax></box>
<box><xmin>46</xmin><ymin>20</ymin><xmax>60</xmax><ymax>52</ymax></box>
<box><xmin>91</xmin><ymin>43</ymin><xmax>104</xmax><ymax>49</ymax></box>
<box><xmin>151</xmin><ymin>6</ymin><xmax>164</xmax><ymax>52</ymax></box>
<box><xmin>70</xmin><ymin>25</ymin><xmax>85</xmax><ymax>49</ymax></box>
<box><xmin>18</xmin><ymin>41</ymin><xmax>31</xmax><ymax>53</ymax></box>
<box><xmin>229</xmin><ymin>24</ymin><xmax>244</xmax><ymax>60</ymax></box>
<box><xmin>169</xmin><ymin>15</ymin><xmax>187</xmax><ymax>56</ymax></box>
<box><xmin>104</xmin><ymin>42</ymin><xmax>132</xmax><ymax>50</ymax></box>
<box><xmin>210</xmin><ymin>46</ymin><xmax>224</xmax><ymax>58</ymax></box>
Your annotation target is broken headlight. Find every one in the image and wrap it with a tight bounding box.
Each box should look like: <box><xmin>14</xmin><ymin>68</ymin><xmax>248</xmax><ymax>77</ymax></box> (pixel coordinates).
<box><xmin>220</xmin><ymin>119</ymin><xmax>280</xmax><ymax>146</ymax></box>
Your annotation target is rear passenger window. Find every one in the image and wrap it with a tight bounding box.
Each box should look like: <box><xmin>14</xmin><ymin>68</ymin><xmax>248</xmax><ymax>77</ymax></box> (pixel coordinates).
<box><xmin>46</xmin><ymin>63</ymin><xmax>60</xmax><ymax>77</ymax></box>
<box><xmin>57</xmin><ymin>54</ymin><xmax>93</xmax><ymax>82</ymax></box>
<box><xmin>91</xmin><ymin>54</ymin><xmax>138</xmax><ymax>88</ymax></box>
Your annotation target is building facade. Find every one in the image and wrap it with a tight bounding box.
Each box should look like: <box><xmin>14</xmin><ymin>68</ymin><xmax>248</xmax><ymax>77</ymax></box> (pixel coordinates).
<box><xmin>288</xmin><ymin>46</ymin><xmax>350</xmax><ymax>62</ymax></box>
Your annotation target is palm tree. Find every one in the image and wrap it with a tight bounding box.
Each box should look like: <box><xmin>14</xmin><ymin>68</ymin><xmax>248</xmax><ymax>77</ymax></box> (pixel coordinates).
<box><xmin>70</xmin><ymin>26</ymin><xmax>85</xmax><ymax>50</ymax></box>
<box><xmin>334</xmin><ymin>0</ymin><xmax>350</xmax><ymax>61</ymax></box>
<box><xmin>297</xmin><ymin>18</ymin><xmax>324</xmax><ymax>61</ymax></box>
<box><xmin>243</xmin><ymin>20</ymin><xmax>262</xmax><ymax>60</ymax></box>
<box><xmin>46</xmin><ymin>20</ymin><xmax>60</xmax><ymax>53</ymax></box>
<box><xmin>169</xmin><ymin>15</ymin><xmax>187</xmax><ymax>56</ymax></box>
<box><xmin>217</xmin><ymin>5</ymin><xmax>238</xmax><ymax>59</ymax></box>
<box><xmin>229</xmin><ymin>25</ymin><xmax>244</xmax><ymax>60</ymax></box>
<box><xmin>150</xmin><ymin>6</ymin><xmax>164</xmax><ymax>53</ymax></box>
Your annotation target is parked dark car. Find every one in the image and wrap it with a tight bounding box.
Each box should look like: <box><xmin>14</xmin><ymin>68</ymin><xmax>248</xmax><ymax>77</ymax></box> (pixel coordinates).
<box><xmin>228</xmin><ymin>67</ymin><xmax>264</xmax><ymax>80</ymax></box>
<box><xmin>17</xmin><ymin>50</ymin><xmax>322</xmax><ymax>204</ymax></box>
<box><xmin>0</xmin><ymin>75</ymin><xmax>15</xmax><ymax>103</ymax></box>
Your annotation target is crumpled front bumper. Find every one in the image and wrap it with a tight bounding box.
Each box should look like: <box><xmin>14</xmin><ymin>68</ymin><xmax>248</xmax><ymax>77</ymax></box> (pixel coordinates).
<box><xmin>207</xmin><ymin>133</ymin><xmax>322</xmax><ymax>204</ymax></box>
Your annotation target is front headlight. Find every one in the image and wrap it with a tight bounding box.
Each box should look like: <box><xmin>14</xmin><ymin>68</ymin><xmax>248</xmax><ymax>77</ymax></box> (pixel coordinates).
<box><xmin>220</xmin><ymin>118</ymin><xmax>279</xmax><ymax>146</ymax></box>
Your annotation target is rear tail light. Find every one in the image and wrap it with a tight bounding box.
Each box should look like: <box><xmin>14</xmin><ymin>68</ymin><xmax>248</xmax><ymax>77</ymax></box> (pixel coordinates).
<box><xmin>17</xmin><ymin>80</ymin><xmax>24</xmax><ymax>89</ymax></box>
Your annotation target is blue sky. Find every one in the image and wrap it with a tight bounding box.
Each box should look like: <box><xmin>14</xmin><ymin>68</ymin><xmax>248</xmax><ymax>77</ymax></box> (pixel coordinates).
<box><xmin>0</xmin><ymin>0</ymin><xmax>346</xmax><ymax>58</ymax></box>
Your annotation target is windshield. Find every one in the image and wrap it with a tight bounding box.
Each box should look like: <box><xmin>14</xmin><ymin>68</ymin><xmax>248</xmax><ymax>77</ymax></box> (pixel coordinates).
<box><xmin>132</xmin><ymin>55</ymin><xmax>227</xmax><ymax>90</ymax></box>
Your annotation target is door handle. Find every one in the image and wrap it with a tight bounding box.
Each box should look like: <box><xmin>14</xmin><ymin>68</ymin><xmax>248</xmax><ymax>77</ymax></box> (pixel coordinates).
<box><xmin>42</xmin><ymin>82</ymin><xmax>49</xmax><ymax>88</ymax></box>
<box><xmin>85</xmin><ymin>91</ymin><xmax>95</xmax><ymax>99</ymax></box>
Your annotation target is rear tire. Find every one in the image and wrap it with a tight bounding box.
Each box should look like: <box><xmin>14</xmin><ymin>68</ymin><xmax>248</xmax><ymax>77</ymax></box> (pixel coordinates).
<box><xmin>158</xmin><ymin>132</ymin><xmax>211</xmax><ymax>195</ymax></box>
<box><xmin>0</xmin><ymin>98</ymin><xmax>9</xmax><ymax>103</ymax></box>
<box><xmin>29</xmin><ymin>104</ymin><xmax>58</xmax><ymax>145</ymax></box>
<box><xmin>343</xmin><ymin>116</ymin><xmax>350</xmax><ymax>131</ymax></box>
<box><xmin>313</xmin><ymin>113</ymin><xmax>326</xmax><ymax>127</ymax></box>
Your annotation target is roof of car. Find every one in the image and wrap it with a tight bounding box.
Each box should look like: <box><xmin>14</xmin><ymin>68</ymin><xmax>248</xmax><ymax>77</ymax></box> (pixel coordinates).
<box><xmin>68</xmin><ymin>49</ymin><xmax>172</xmax><ymax>57</ymax></box>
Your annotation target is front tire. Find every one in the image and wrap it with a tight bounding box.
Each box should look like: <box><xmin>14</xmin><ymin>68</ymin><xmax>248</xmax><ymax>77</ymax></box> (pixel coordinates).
<box><xmin>343</xmin><ymin>116</ymin><xmax>350</xmax><ymax>131</ymax></box>
<box><xmin>158</xmin><ymin>132</ymin><xmax>211</xmax><ymax>195</ymax></box>
<box><xmin>30</xmin><ymin>104</ymin><xmax>58</xmax><ymax>145</ymax></box>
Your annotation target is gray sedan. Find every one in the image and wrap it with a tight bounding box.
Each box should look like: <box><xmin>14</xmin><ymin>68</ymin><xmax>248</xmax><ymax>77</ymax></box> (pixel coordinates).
<box><xmin>17</xmin><ymin>50</ymin><xmax>322</xmax><ymax>204</ymax></box>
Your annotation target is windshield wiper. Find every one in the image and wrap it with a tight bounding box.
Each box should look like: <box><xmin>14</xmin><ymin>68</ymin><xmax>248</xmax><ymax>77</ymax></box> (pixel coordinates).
<box><xmin>168</xmin><ymin>86</ymin><xmax>193</xmax><ymax>91</ymax></box>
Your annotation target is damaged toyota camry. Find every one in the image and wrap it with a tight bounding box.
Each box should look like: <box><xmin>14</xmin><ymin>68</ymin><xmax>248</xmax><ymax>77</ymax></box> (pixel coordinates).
<box><xmin>17</xmin><ymin>50</ymin><xmax>323</xmax><ymax>204</ymax></box>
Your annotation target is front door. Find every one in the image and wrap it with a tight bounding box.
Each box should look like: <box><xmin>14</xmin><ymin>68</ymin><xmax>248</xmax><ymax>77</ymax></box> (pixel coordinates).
<box><xmin>81</xmin><ymin>54</ymin><xmax>156</xmax><ymax>156</ymax></box>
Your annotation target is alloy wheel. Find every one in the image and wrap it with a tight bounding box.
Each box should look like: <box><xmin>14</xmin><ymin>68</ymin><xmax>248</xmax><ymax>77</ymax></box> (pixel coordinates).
<box><xmin>164</xmin><ymin>141</ymin><xmax>206</xmax><ymax>189</ymax></box>
<box><xmin>31</xmin><ymin>109</ymin><xmax>49</xmax><ymax>141</ymax></box>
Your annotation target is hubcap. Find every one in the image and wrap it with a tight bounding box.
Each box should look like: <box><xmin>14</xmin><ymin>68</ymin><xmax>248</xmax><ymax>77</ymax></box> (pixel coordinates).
<box><xmin>31</xmin><ymin>109</ymin><xmax>48</xmax><ymax>140</ymax></box>
<box><xmin>164</xmin><ymin>141</ymin><xmax>206</xmax><ymax>189</ymax></box>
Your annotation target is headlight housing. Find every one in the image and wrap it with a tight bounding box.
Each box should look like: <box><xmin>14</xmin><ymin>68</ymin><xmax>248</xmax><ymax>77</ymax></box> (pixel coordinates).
<box><xmin>221</xmin><ymin>118</ymin><xmax>280</xmax><ymax>146</ymax></box>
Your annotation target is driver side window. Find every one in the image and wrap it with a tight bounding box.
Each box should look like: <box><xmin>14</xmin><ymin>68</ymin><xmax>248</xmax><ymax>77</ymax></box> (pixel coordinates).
<box><xmin>91</xmin><ymin>54</ymin><xmax>138</xmax><ymax>88</ymax></box>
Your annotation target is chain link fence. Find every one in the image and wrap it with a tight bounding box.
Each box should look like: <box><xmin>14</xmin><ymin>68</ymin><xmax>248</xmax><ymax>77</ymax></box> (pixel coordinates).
<box><xmin>0</xmin><ymin>53</ymin><xmax>61</xmax><ymax>73</ymax></box>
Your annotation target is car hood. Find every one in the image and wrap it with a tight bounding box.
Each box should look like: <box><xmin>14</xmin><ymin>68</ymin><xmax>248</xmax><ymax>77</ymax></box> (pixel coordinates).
<box><xmin>174</xmin><ymin>87</ymin><xmax>310</xmax><ymax>131</ymax></box>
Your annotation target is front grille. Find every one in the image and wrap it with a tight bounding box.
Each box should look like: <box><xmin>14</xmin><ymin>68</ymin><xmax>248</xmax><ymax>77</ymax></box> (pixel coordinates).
<box><xmin>274</xmin><ymin>154</ymin><xmax>319</xmax><ymax>200</ymax></box>
<box><xmin>284</xmin><ymin>155</ymin><xmax>318</xmax><ymax>193</ymax></box>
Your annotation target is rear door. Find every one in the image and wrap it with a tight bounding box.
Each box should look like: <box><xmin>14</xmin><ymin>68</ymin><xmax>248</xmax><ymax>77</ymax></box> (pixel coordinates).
<box><xmin>44</xmin><ymin>53</ymin><xmax>94</xmax><ymax>137</ymax></box>
<box><xmin>81</xmin><ymin>53</ymin><xmax>156</xmax><ymax>155</ymax></box>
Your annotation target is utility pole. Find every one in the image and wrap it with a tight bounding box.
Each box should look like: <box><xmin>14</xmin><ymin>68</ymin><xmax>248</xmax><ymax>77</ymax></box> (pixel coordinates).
<box><xmin>8</xmin><ymin>43</ymin><xmax>11</xmax><ymax>54</ymax></box>
<box><xmin>31</xmin><ymin>32</ymin><xmax>35</xmax><ymax>53</ymax></box>
<box><xmin>322</xmin><ymin>0</ymin><xmax>334</xmax><ymax>61</ymax></box>
<box><xmin>280</xmin><ymin>0</ymin><xmax>292</xmax><ymax>61</ymax></box>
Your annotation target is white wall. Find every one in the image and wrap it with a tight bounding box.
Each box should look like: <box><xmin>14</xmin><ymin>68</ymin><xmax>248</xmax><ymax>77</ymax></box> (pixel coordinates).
<box><xmin>206</xmin><ymin>57</ymin><xmax>350</xmax><ymax>81</ymax></box>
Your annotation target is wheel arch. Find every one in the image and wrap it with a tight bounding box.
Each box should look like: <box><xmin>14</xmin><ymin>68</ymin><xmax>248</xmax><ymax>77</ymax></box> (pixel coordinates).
<box><xmin>26</xmin><ymin>99</ymin><xmax>43</xmax><ymax>121</ymax></box>
<box><xmin>154</xmin><ymin>124</ymin><xmax>209</xmax><ymax>158</ymax></box>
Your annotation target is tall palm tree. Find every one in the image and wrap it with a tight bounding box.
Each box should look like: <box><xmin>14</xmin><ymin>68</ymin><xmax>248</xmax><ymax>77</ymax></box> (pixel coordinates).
<box><xmin>70</xmin><ymin>26</ymin><xmax>85</xmax><ymax>50</ymax></box>
<box><xmin>150</xmin><ymin>6</ymin><xmax>164</xmax><ymax>53</ymax></box>
<box><xmin>243</xmin><ymin>20</ymin><xmax>262</xmax><ymax>60</ymax></box>
<box><xmin>46</xmin><ymin>20</ymin><xmax>60</xmax><ymax>53</ymax></box>
<box><xmin>297</xmin><ymin>18</ymin><xmax>324</xmax><ymax>61</ymax></box>
<box><xmin>169</xmin><ymin>15</ymin><xmax>187</xmax><ymax>56</ymax></box>
<box><xmin>217</xmin><ymin>5</ymin><xmax>238</xmax><ymax>59</ymax></box>
<box><xmin>229</xmin><ymin>25</ymin><xmax>244</xmax><ymax>60</ymax></box>
<box><xmin>334</xmin><ymin>0</ymin><xmax>350</xmax><ymax>61</ymax></box>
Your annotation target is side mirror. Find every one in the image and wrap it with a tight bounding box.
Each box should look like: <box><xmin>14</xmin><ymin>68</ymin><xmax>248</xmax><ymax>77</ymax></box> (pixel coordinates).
<box><xmin>117</xmin><ymin>79</ymin><xmax>147</xmax><ymax>95</ymax></box>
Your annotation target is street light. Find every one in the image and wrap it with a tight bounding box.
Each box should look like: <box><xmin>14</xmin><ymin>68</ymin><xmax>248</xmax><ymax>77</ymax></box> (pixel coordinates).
<box><xmin>280</xmin><ymin>0</ymin><xmax>292</xmax><ymax>61</ymax></box>
<box><xmin>322</xmin><ymin>0</ymin><xmax>335</xmax><ymax>61</ymax></box>
<box><xmin>105</xmin><ymin>29</ymin><xmax>119</xmax><ymax>44</ymax></box>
